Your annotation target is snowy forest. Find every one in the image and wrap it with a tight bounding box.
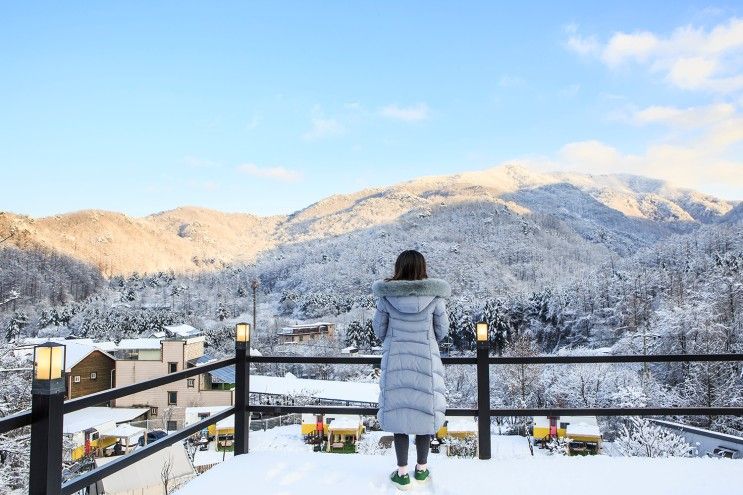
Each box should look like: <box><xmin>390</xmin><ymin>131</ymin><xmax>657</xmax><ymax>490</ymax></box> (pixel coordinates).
<box><xmin>1</xmin><ymin>173</ymin><xmax>742</xmax><ymax>490</ymax></box>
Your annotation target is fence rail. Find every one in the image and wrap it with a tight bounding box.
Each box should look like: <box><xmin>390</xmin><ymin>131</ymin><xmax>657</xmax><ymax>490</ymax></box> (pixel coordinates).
<box><xmin>3</xmin><ymin>343</ymin><xmax>742</xmax><ymax>495</ymax></box>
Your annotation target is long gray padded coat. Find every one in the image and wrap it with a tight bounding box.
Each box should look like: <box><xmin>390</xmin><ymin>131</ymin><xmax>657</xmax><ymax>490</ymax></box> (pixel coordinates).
<box><xmin>372</xmin><ymin>278</ymin><xmax>451</xmax><ymax>435</ymax></box>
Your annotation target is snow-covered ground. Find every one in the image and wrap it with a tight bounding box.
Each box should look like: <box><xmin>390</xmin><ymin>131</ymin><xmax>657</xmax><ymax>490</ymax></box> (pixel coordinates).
<box><xmin>177</xmin><ymin>449</ymin><xmax>742</xmax><ymax>495</ymax></box>
<box><xmin>178</xmin><ymin>425</ymin><xmax>742</xmax><ymax>494</ymax></box>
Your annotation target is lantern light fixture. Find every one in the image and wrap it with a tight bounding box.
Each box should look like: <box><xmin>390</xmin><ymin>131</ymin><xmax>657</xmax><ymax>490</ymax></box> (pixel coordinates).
<box><xmin>32</xmin><ymin>342</ymin><xmax>66</xmax><ymax>395</ymax></box>
<box><xmin>235</xmin><ymin>322</ymin><xmax>251</xmax><ymax>344</ymax></box>
<box><xmin>476</xmin><ymin>322</ymin><xmax>489</xmax><ymax>343</ymax></box>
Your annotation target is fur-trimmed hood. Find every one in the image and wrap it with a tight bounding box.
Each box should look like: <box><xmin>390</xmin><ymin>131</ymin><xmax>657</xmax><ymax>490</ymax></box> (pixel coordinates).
<box><xmin>372</xmin><ymin>278</ymin><xmax>451</xmax><ymax>298</ymax></box>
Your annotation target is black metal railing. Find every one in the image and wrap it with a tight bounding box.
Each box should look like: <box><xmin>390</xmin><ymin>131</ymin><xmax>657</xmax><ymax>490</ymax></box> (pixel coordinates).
<box><xmin>2</xmin><ymin>349</ymin><xmax>743</xmax><ymax>495</ymax></box>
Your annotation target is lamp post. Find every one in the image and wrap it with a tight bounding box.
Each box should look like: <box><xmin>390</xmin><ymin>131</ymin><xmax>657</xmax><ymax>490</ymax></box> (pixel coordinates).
<box><xmin>234</xmin><ymin>323</ymin><xmax>251</xmax><ymax>455</ymax></box>
<box><xmin>29</xmin><ymin>342</ymin><xmax>66</xmax><ymax>495</ymax></box>
<box><xmin>475</xmin><ymin>322</ymin><xmax>491</xmax><ymax>460</ymax></box>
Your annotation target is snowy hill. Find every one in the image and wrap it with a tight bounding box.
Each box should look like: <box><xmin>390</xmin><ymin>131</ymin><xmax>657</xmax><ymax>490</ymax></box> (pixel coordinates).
<box><xmin>0</xmin><ymin>165</ymin><xmax>737</xmax><ymax>275</ymax></box>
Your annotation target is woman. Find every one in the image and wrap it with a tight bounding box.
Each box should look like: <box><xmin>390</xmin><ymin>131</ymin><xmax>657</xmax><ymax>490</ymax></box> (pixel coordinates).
<box><xmin>372</xmin><ymin>250</ymin><xmax>450</xmax><ymax>490</ymax></box>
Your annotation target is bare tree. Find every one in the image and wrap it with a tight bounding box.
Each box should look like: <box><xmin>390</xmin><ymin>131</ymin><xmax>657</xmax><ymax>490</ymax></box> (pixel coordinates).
<box><xmin>161</xmin><ymin>454</ymin><xmax>173</xmax><ymax>495</ymax></box>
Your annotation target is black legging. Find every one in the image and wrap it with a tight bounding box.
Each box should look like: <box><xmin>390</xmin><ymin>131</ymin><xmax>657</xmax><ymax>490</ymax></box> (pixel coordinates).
<box><xmin>393</xmin><ymin>434</ymin><xmax>431</xmax><ymax>467</ymax></box>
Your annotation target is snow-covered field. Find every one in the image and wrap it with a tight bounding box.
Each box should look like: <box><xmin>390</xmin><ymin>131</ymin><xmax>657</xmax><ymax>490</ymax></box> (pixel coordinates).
<box><xmin>177</xmin><ymin>425</ymin><xmax>742</xmax><ymax>494</ymax></box>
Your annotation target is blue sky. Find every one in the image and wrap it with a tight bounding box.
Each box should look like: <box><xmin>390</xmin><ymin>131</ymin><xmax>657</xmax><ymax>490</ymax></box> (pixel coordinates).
<box><xmin>1</xmin><ymin>1</ymin><xmax>742</xmax><ymax>217</ymax></box>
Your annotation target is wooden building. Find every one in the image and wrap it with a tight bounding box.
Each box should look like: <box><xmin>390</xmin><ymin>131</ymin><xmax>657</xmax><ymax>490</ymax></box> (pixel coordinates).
<box><xmin>278</xmin><ymin>322</ymin><xmax>336</xmax><ymax>344</ymax></box>
<box><xmin>65</xmin><ymin>341</ymin><xmax>117</xmax><ymax>400</ymax></box>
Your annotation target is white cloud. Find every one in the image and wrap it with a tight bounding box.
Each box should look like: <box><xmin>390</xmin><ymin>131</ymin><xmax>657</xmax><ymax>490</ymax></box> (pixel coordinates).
<box><xmin>301</xmin><ymin>117</ymin><xmax>344</xmax><ymax>141</ymax></box>
<box><xmin>379</xmin><ymin>103</ymin><xmax>430</xmax><ymax>122</ymax></box>
<box><xmin>632</xmin><ymin>103</ymin><xmax>736</xmax><ymax>128</ymax></box>
<box><xmin>236</xmin><ymin>164</ymin><xmax>303</xmax><ymax>182</ymax></box>
<box><xmin>566</xmin><ymin>18</ymin><xmax>743</xmax><ymax>93</ymax></box>
<box><xmin>554</xmin><ymin>131</ymin><xmax>743</xmax><ymax>196</ymax></box>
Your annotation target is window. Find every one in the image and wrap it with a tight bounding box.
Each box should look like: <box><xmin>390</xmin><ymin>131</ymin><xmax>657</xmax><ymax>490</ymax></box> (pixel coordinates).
<box><xmin>198</xmin><ymin>412</ymin><xmax>210</xmax><ymax>420</ymax></box>
<box><xmin>166</xmin><ymin>420</ymin><xmax>178</xmax><ymax>431</ymax></box>
<box><xmin>150</xmin><ymin>407</ymin><xmax>159</xmax><ymax>417</ymax></box>
<box><xmin>167</xmin><ymin>391</ymin><xmax>177</xmax><ymax>405</ymax></box>
<box><xmin>560</xmin><ymin>422</ymin><xmax>569</xmax><ymax>430</ymax></box>
<box><xmin>90</xmin><ymin>372</ymin><xmax>97</xmax><ymax>380</ymax></box>
<box><xmin>168</xmin><ymin>362</ymin><xmax>178</xmax><ymax>374</ymax></box>
<box><xmin>187</xmin><ymin>378</ymin><xmax>195</xmax><ymax>388</ymax></box>
<box><xmin>74</xmin><ymin>375</ymin><xmax>81</xmax><ymax>383</ymax></box>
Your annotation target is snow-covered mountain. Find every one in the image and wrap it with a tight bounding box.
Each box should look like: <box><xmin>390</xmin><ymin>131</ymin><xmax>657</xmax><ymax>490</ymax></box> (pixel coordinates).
<box><xmin>0</xmin><ymin>164</ymin><xmax>737</xmax><ymax>275</ymax></box>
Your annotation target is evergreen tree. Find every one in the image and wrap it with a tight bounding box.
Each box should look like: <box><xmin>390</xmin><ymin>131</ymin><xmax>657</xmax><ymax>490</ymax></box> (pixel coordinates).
<box><xmin>5</xmin><ymin>311</ymin><xmax>29</xmax><ymax>341</ymax></box>
<box><xmin>345</xmin><ymin>320</ymin><xmax>364</xmax><ymax>348</ymax></box>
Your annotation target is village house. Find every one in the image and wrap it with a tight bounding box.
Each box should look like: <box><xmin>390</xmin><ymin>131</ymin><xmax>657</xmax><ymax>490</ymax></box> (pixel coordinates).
<box><xmin>277</xmin><ymin>322</ymin><xmax>336</xmax><ymax>344</ymax></box>
<box><xmin>18</xmin><ymin>338</ymin><xmax>116</xmax><ymax>400</ymax></box>
<box><xmin>532</xmin><ymin>416</ymin><xmax>602</xmax><ymax>455</ymax></box>
<box><xmin>650</xmin><ymin>419</ymin><xmax>743</xmax><ymax>459</ymax></box>
<box><xmin>63</xmin><ymin>407</ymin><xmax>148</xmax><ymax>461</ymax></box>
<box><xmin>113</xmin><ymin>335</ymin><xmax>234</xmax><ymax>430</ymax></box>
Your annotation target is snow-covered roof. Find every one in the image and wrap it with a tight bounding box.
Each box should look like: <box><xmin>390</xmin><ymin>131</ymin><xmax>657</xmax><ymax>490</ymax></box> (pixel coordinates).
<box><xmin>102</xmin><ymin>424</ymin><xmax>145</xmax><ymax>440</ymax></box>
<box><xmin>650</xmin><ymin>419</ymin><xmax>743</xmax><ymax>444</ymax></box>
<box><xmin>62</xmin><ymin>341</ymin><xmax>114</xmax><ymax>371</ymax></box>
<box><xmin>533</xmin><ymin>416</ymin><xmax>599</xmax><ymax>428</ymax></box>
<box><xmin>202</xmin><ymin>371</ymin><xmax>379</xmax><ymax>404</ymax></box>
<box><xmin>163</xmin><ymin>324</ymin><xmax>202</xmax><ymax>338</ymax></box>
<box><xmin>63</xmin><ymin>407</ymin><xmax>149</xmax><ymax>434</ymax></box>
<box><xmin>328</xmin><ymin>415</ymin><xmax>362</xmax><ymax>430</ymax></box>
<box><xmin>446</xmin><ymin>417</ymin><xmax>477</xmax><ymax>433</ymax></box>
<box><xmin>115</xmin><ymin>338</ymin><xmax>162</xmax><ymax>350</ymax></box>
<box><xmin>19</xmin><ymin>338</ymin><xmax>114</xmax><ymax>371</ymax></box>
<box><xmin>95</xmin><ymin>444</ymin><xmax>194</xmax><ymax>492</ymax></box>
<box><xmin>184</xmin><ymin>406</ymin><xmax>235</xmax><ymax>430</ymax></box>
<box><xmin>94</xmin><ymin>341</ymin><xmax>118</xmax><ymax>352</ymax></box>
<box><xmin>566</xmin><ymin>423</ymin><xmax>601</xmax><ymax>438</ymax></box>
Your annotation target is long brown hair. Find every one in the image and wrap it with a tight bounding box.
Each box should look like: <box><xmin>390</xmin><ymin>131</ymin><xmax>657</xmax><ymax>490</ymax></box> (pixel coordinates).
<box><xmin>387</xmin><ymin>250</ymin><xmax>428</xmax><ymax>281</ymax></box>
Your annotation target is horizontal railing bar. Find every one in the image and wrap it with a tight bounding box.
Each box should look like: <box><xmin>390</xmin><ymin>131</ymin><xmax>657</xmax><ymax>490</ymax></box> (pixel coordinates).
<box><xmin>61</xmin><ymin>406</ymin><xmax>235</xmax><ymax>495</ymax></box>
<box><xmin>0</xmin><ymin>409</ymin><xmax>32</xmax><ymax>435</ymax></box>
<box><xmin>488</xmin><ymin>354</ymin><xmax>743</xmax><ymax>364</ymax></box>
<box><xmin>252</xmin><ymin>353</ymin><xmax>743</xmax><ymax>365</ymax></box>
<box><xmin>64</xmin><ymin>357</ymin><xmax>236</xmax><ymax>414</ymax></box>
<box><xmin>488</xmin><ymin>407</ymin><xmax>743</xmax><ymax>416</ymax></box>
<box><xmin>250</xmin><ymin>405</ymin><xmax>478</xmax><ymax>416</ymax></box>
<box><xmin>250</xmin><ymin>405</ymin><xmax>743</xmax><ymax>417</ymax></box>
<box><xmin>251</xmin><ymin>356</ymin><xmax>476</xmax><ymax>365</ymax></box>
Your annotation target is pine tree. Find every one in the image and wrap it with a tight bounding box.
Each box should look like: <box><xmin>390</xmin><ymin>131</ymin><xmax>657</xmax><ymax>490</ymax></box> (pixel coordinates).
<box><xmin>5</xmin><ymin>311</ymin><xmax>29</xmax><ymax>341</ymax></box>
<box><xmin>345</xmin><ymin>320</ymin><xmax>364</xmax><ymax>348</ymax></box>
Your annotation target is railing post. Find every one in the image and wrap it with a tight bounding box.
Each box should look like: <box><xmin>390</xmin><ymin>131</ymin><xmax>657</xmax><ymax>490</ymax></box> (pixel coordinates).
<box><xmin>29</xmin><ymin>343</ymin><xmax>66</xmax><ymax>495</ymax></box>
<box><xmin>476</xmin><ymin>323</ymin><xmax>491</xmax><ymax>460</ymax></box>
<box><xmin>234</xmin><ymin>323</ymin><xmax>251</xmax><ymax>455</ymax></box>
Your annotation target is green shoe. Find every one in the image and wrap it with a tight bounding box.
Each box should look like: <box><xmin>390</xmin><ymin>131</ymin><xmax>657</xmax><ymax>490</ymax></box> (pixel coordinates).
<box><xmin>414</xmin><ymin>467</ymin><xmax>430</xmax><ymax>483</ymax></box>
<box><xmin>390</xmin><ymin>470</ymin><xmax>411</xmax><ymax>490</ymax></box>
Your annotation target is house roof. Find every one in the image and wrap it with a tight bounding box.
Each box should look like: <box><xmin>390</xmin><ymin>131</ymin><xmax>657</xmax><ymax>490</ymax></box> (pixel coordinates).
<box><xmin>328</xmin><ymin>415</ymin><xmax>362</xmax><ymax>430</ymax></box>
<box><xmin>94</xmin><ymin>443</ymin><xmax>194</xmax><ymax>492</ymax></box>
<box><xmin>650</xmin><ymin>419</ymin><xmax>743</xmax><ymax>445</ymax></box>
<box><xmin>533</xmin><ymin>416</ymin><xmax>599</xmax><ymax>428</ymax></box>
<box><xmin>163</xmin><ymin>324</ymin><xmax>202</xmax><ymax>338</ymax></box>
<box><xmin>63</xmin><ymin>407</ymin><xmax>149</xmax><ymax>434</ymax></box>
<box><xmin>199</xmin><ymin>370</ymin><xmax>379</xmax><ymax>404</ymax></box>
<box><xmin>115</xmin><ymin>338</ymin><xmax>163</xmax><ymax>350</ymax></box>
<box><xmin>446</xmin><ymin>417</ymin><xmax>478</xmax><ymax>433</ymax></box>
<box><xmin>20</xmin><ymin>338</ymin><xmax>115</xmax><ymax>371</ymax></box>
<box><xmin>102</xmin><ymin>424</ymin><xmax>146</xmax><ymax>440</ymax></box>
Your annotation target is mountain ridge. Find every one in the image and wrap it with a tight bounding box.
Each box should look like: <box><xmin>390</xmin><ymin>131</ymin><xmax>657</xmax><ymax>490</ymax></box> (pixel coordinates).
<box><xmin>0</xmin><ymin>165</ymin><xmax>738</xmax><ymax>275</ymax></box>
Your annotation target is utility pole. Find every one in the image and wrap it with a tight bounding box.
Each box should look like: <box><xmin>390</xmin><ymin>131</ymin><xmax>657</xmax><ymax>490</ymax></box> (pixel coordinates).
<box><xmin>251</xmin><ymin>279</ymin><xmax>259</xmax><ymax>339</ymax></box>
